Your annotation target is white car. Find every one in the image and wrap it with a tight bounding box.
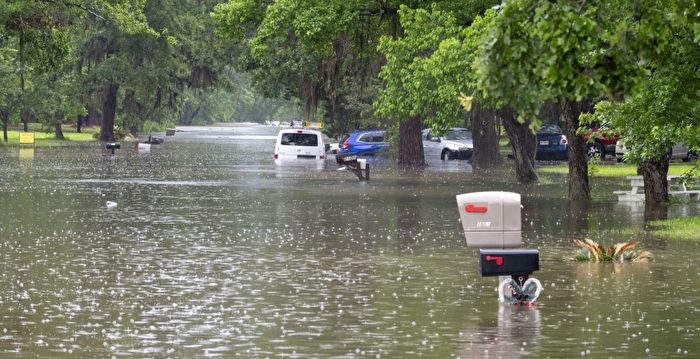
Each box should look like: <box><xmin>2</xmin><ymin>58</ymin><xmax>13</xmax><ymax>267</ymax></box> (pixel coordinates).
<box><xmin>274</xmin><ymin>129</ymin><xmax>329</xmax><ymax>164</ymax></box>
<box><xmin>616</xmin><ymin>141</ymin><xmax>697</xmax><ymax>162</ymax></box>
<box><xmin>328</xmin><ymin>143</ymin><xmax>340</xmax><ymax>154</ymax></box>
<box><xmin>422</xmin><ymin>127</ymin><xmax>474</xmax><ymax>160</ymax></box>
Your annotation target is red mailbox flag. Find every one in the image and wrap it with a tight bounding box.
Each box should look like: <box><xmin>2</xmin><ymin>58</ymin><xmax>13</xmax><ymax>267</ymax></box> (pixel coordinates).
<box><xmin>485</xmin><ymin>256</ymin><xmax>503</xmax><ymax>266</ymax></box>
<box><xmin>464</xmin><ymin>204</ymin><xmax>488</xmax><ymax>213</ymax></box>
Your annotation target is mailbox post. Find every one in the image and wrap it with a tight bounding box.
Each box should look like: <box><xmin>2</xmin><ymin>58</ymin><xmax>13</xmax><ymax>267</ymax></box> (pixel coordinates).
<box><xmin>337</xmin><ymin>155</ymin><xmax>370</xmax><ymax>181</ymax></box>
<box><xmin>456</xmin><ymin>191</ymin><xmax>542</xmax><ymax>304</ymax></box>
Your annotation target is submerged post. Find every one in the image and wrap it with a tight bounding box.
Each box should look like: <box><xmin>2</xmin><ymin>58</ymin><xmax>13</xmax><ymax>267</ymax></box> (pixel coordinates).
<box><xmin>337</xmin><ymin>155</ymin><xmax>370</xmax><ymax>181</ymax></box>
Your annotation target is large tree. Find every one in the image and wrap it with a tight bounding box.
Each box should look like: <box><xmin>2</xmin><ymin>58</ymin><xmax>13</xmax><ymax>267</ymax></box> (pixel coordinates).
<box><xmin>374</xmin><ymin>6</ymin><xmax>460</xmax><ymax>167</ymax></box>
<box><xmin>584</xmin><ymin>21</ymin><xmax>700</xmax><ymax>205</ymax></box>
<box><xmin>375</xmin><ymin>4</ymin><xmax>500</xmax><ymax>168</ymax></box>
<box><xmin>472</xmin><ymin>0</ymin><xmax>675</xmax><ymax>199</ymax></box>
<box><xmin>213</xmin><ymin>0</ymin><xmax>392</xmax><ymax>133</ymax></box>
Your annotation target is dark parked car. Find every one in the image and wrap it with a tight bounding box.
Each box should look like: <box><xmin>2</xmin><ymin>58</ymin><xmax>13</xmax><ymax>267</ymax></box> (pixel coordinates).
<box><xmin>336</xmin><ymin>130</ymin><xmax>388</xmax><ymax>163</ymax></box>
<box><xmin>536</xmin><ymin>124</ymin><xmax>568</xmax><ymax>160</ymax></box>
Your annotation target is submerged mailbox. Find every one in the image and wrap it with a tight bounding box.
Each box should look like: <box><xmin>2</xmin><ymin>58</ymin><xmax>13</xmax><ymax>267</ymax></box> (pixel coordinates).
<box><xmin>480</xmin><ymin>249</ymin><xmax>539</xmax><ymax>277</ymax></box>
<box><xmin>457</xmin><ymin>191</ymin><xmax>542</xmax><ymax>303</ymax></box>
<box><xmin>456</xmin><ymin>191</ymin><xmax>522</xmax><ymax>248</ymax></box>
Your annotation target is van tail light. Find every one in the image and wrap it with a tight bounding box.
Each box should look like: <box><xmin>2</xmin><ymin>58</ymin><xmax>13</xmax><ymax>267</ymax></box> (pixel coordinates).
<box><xmin>560</xmin><ymin>135</ymin><xmax>568</xmax><ymax>145</ymax></box>
<box><xmin>342</xmin><ymin>143</ymin><xmax>351</xmax><ymax>149</ymax></box>
<box><xmin>320</xmin><ymin>155</ymin><xmax>325</xmax><ymax>159</ymax></box>
<box><xmin>274</xmin><ymin>153</ymin><xmax>278</xmax><ymax>160</ymax></box>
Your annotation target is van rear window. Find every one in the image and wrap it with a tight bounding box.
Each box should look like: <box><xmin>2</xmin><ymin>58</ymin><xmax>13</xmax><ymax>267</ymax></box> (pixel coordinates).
<box><xmin>280</xmin><ymin>133</ymin><xmax>318</xmax><ymax>146</ymax></box>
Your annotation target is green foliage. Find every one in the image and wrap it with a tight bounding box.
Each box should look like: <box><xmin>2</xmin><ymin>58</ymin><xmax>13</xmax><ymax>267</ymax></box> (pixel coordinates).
<box><xmin>472</xmin><ymin>0</ymin><xmax>676</xmax><ymax>127</ymax></box>
<box><xmin>375</xmin><ymin>6</ymin><xmax>466</xmax><ymax>132</ymax></box>
<box><xmin>646</xmin><ymin>216</ymin><xmax>700</xmax><ymax>240</ymax></box>
<box><xmin>214</xmin><ymin>0</ymin><xmax>399</xmax><ymax>136</ymax></box>
<box><xmin>0</xmin><ymin>129</ymin><xmax>95</xmax><ymax>146</ymax></box>
<box><xmin>587</xmin><ymin>153</ymin><xmax>600</xmax><ymax>177</ymax></box>
<box><xmin>573</xmin><ymin>239</ymin><xmax>653</xmax><ymax>262</ymax></box>
<box><xmin>539</xmin><ymin>163</ymin><xmax>698</xmax><ymax>177</ymax></box>
<box><xmin>141</xmin><ymin>119</ymin><xmax>174</xmax><ymax>133</ymax></box>
<box><xmin>579</xmin><ymin>13</ymin><xmax>700</xmax><ymax>169</ymax></box>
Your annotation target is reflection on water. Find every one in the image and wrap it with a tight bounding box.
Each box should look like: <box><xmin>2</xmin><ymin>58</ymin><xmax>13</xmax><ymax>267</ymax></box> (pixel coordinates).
<box><xmin>460</xmin><ymin>305</ymin><xmax>541</xmax><ymax>358</ymax></box>
<box><xmin>0</xmin><ymin>125</ymin><xmax>699</xmax><ymax>357</ymax></box>
<box><xmin>18</xmin><ymin>147</ymin><xmax>34</xmax><ymax>160</ymax></box>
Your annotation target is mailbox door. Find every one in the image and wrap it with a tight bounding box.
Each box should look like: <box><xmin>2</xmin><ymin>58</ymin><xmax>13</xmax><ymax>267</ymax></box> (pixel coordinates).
<box><xmin>456</xmin><ymin>192</ymin><xmax>522</xmax><ymax>248</ymax></box>
<box><xmin>457</xmin><ymin>192</ymin><xmax>506</xmax><ymax>232</ymax></box>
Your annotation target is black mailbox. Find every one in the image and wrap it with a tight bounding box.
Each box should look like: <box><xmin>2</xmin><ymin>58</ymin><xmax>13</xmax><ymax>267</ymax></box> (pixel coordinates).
<box><xmin>105</xmin><ymin>142</ymin><xmax>121</xmax><ymax>155</ymax></box>
<box><xmin>480</xmin><ymin>249</ymin><xmax>539</xmax><ymax>277</ymax></box>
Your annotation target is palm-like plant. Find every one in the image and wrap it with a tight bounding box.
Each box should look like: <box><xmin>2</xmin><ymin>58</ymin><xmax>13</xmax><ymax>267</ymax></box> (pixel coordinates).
<box><xmin>573</xmin><ymin>238</ymin><xmax>653</xmax><ymax>262</ymax></box>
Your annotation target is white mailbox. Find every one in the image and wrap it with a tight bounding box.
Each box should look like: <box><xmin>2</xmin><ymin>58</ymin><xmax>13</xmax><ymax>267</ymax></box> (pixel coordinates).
<box><xmin>456</xmin><ymin>191</ymin><xmax>522</xmax><ymax>248</ymax></box>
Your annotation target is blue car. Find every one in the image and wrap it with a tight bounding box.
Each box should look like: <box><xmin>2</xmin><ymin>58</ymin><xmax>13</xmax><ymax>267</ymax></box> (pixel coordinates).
<box><xmin>337</xmin><ymin>130</ymin><xmax>388</xmax><ymax>163</ymax></box>
<box><xmin>536</xmin><ymin>124</ymin><xmax>568</xmax><ymax>161</ymax></box>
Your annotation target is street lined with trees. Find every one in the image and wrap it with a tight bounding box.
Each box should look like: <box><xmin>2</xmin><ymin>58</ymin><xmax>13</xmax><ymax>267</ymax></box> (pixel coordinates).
<box><xmin>1</xmin><ymin>0</ymin><xmax>698</xmax><ymax>203</ymax></box>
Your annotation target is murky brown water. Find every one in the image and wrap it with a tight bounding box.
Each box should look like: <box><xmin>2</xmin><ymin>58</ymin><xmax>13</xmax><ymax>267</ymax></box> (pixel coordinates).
<box><xmin>1</xmin><ymin>125</ymin><xmax>699</xmax><ymax>358</ymax></box>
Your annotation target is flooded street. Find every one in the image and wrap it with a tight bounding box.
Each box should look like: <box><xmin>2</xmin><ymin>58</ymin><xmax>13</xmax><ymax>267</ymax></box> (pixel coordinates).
<box><xmin>1</xmin><ymin>125</ymin><xmax>700</xmax><ymax>358</ymax></box>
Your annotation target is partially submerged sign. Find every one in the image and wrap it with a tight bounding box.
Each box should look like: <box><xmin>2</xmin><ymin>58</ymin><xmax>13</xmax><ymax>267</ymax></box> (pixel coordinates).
<box><xmin>19</xmin><ymin>132</ymin><xmax>35</xmax><ymax>145</ymax></box>
<box><xmin>303</xmin><ymin>121</ymin><xmax>323</xmax><ymax>128</ymax></box>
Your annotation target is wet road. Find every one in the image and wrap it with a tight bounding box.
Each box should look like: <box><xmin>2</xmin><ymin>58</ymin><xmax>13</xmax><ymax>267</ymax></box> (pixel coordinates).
<box><xmin>0</xmin><ymin>124</ymin><xmax>699</xmax><ymax>358</ymax></box>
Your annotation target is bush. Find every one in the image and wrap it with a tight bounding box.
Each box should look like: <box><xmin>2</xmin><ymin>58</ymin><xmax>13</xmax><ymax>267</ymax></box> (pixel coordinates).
<box><xmin>142</xmin><ymin>120</ymin><xmax>175</xmax><ymax>134</ymax></box>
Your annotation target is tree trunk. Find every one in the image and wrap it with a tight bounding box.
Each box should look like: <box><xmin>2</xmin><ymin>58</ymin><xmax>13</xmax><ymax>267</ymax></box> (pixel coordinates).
<box><xmin>499</xmin><ymin>107</ymin><xmax>537</xmax><ymax>183</ymax></box>
<box><xmin>398</xmin><ymin>115</ymin><xmax>425</xmax><ymax>167</ymax></box>
<box><xmin>76</xmin><ymin>114</ymin><xmax>83</xmax><ymax>133</ymax></box>
<box><xmin>20</xmin><ymin>111</ymin><xmax>30</xmax><ymax>132</ymax></box>
<box><xmin>470</xmin><ymin>101</ymin><xmax>501</xmax><ymax>172</ymax></box>
<box><xmin>1</xmin><ymin>110</ymin><xmax>8</xmax><ymax>142</ymax></box>
<box><xmin>19</xmin><ymin>33</ymin><xmax>27</xmax><ymax>132</ymax></box>
<box><xmin>87</xmin><ymin>105</ymin><xmax>100</xmax><ymax>127</ymax></box>
<box><xmin>54</xmin><ymin>111</ymin><xmax>65</xmax><ymax>140</ymax></box>
<box><xmin>639</xmin><ymin>156</ymin><xmax>670</xmax><ymax>205</ymax></box>
<box><xmin>124</xmin><ymin>89</ymin><xmax>141</xmax><ymax>135</ymax></box>
<box><xmin>100</xmin><ymin>83</ymin><xmax>119</xmax><ymax>142</ymax></box>
<box><xmin>561</xmin><ymin>99</ymin><xmax>591</xmax><ymax>200</ymax></box>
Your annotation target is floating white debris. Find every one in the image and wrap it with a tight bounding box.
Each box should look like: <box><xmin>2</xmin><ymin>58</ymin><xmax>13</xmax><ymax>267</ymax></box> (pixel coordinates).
<box><xmin>106</xmin><ymin>201</ymin><xmax>118</xmax><ymax>208</ymax></box>
<box><xmin>137</xmin><ymin>143</ymin><xmax>151</xmax><ymax>152</ymax></box>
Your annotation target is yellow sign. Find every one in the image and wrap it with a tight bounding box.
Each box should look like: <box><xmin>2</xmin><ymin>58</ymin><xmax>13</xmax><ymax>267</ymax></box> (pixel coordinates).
<box><xmin>303</xmin><ymin>121</ymin><xmax>323</xmax><ymax>128</ymax></box>
<box><xmin>19</xmin><ymin>132</ymin><xmax>35</xmax><ymax>145</ymax></box>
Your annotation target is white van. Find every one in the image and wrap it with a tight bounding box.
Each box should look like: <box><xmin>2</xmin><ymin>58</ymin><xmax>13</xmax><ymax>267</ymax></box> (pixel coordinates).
<box><xmin>274</xmin><ymin>129</ymin><xmax>329</xmax><ymax>164</ymax></box>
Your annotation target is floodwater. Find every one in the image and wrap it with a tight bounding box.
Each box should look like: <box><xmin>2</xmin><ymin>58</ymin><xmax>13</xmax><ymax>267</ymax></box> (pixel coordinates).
<box><xmin>1</xmin><ymin>124</ymin><xmax>699</xmax><ymax>358</ymax></box>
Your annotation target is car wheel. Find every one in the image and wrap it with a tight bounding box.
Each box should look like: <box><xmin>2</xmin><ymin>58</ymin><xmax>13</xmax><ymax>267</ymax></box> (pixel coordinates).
<box><xmin>441</xmin><ymin>149</ymin><xmax>453</xmax><ymax>160</ymax></box>
<box><xmin>586</xmin><ymin>144</ymin><xmax>597</xmax><ymax>159</ymax></box>
<box><xmin>587</xmin><ymin>142</ymin><xmax>605</xmax><ymax>160</ymax></box>
<box><xmin>596</xmin><ymin>142</ymin><xmax>606</xmax><ymax>160</ymax></box>
<box><xmin>681</xmin><ymin>151</ymin><xmax>697</xmax><ymax>162</ymax></box>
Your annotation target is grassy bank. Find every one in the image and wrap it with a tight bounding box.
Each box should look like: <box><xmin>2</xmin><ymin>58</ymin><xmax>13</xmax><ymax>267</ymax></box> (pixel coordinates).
<box><xmin>538</xmin><ymin>162</ymin><xmax>698</xmax><ymax>177</ymax></box>
<box><xmin>1</xmin><ymin>125</ymin><xmax>98</xmax><ymax>147</ymax></box>
<box><xmin>645</xmin><ymin>216</ymin><xmax>700</xmax><ymax>240</ymax></box>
